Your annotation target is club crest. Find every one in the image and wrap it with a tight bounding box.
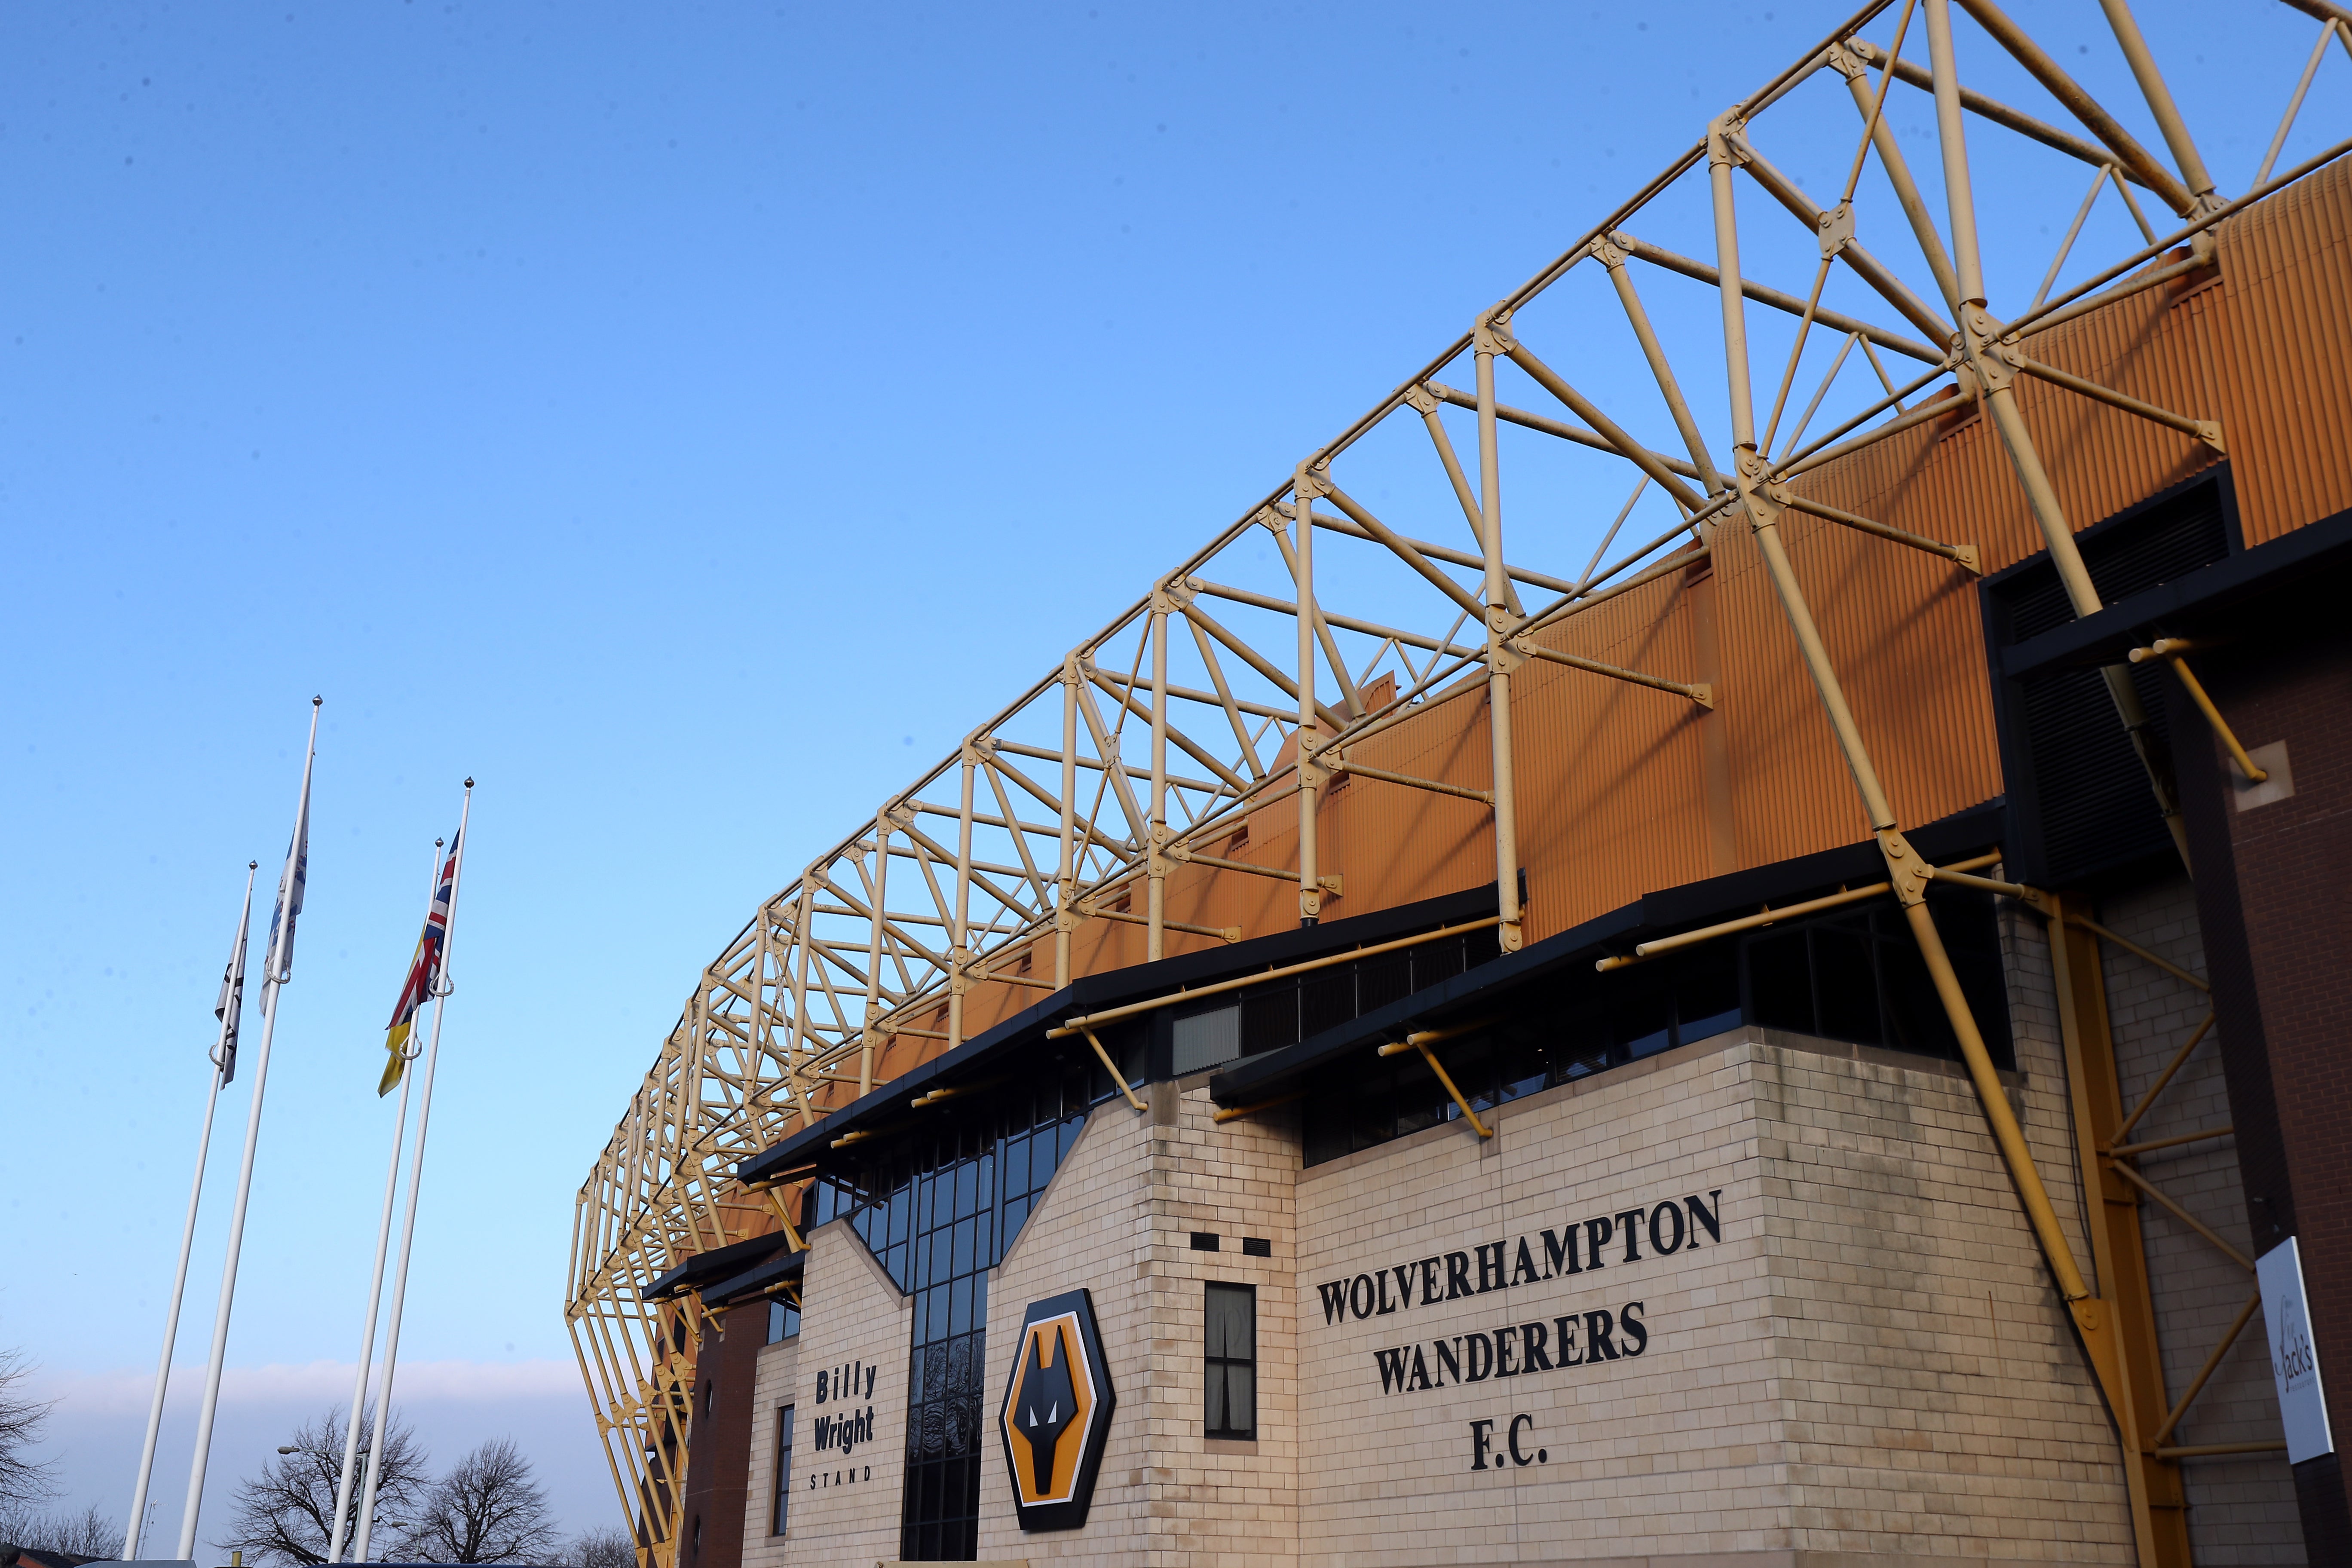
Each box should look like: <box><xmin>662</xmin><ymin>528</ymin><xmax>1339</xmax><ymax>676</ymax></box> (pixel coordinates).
<box><xmin>997</xmin><ymin>1288</ymin><xmax>1116</xmax><ymax>1530</ymax></box>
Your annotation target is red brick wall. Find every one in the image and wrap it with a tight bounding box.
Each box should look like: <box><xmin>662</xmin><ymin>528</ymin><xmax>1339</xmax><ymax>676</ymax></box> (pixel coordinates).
<box><xmin>677</xmin><ymin>1304</ymin><xmax>769</xmax><ymax>1568</ymax></box>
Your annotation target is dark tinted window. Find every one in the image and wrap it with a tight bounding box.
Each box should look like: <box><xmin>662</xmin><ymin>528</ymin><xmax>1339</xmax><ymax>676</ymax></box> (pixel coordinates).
<box><xmin>1204</xmin><ymin>1283</ymin><xmax>1257</xmax><ymax>1439</ymax></box>
<box><xmin>771</xmin><ymin>1405</ymin><xmax>793</xmax><ymax>1536</ymax></box>
<box><xmin>1240</xmin><ymin>925</ymin><xmax>1501</xmax><ymax>1056</ymax></box>
<box><xmin>1302</xmin><ymin>886</ymin><xmax>2008</xmax><ymax>1166</ymax></box>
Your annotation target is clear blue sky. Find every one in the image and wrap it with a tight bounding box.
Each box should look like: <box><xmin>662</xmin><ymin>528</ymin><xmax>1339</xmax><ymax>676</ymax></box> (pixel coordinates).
<box><xmin>3</xmin><ymin>0</ymin><xmax>2340</xmax><ymax>1549</ymax></box>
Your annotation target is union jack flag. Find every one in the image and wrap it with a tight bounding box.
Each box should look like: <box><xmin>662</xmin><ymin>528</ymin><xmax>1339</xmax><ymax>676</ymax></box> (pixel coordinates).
<box><xmin>381</xmin><ymin>831</ymin><xmax>460</xmax><ymax>1096</ymax></box>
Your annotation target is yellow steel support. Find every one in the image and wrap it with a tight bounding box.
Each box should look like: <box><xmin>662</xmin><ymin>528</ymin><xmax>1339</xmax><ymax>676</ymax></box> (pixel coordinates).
<box><xmin>1376</xmin><ymin>1035</ymin><xmax>1494</xmax><ymax>1138</ymax></box>
<box><xmin>2046</xmin><ymin>898</ymin><xmax>2190</xmax><ymax>1566</ymax></box>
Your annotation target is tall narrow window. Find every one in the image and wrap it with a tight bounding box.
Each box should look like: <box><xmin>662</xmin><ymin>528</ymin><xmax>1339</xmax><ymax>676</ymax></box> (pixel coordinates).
<box><xmin>771</xmin><ymin>1404</ymin><xmax>795</xmax><ymax>1536</ymax></box>
<box><xmin>1204</xmin><ymin>1283</ymin><xmax>1257</xmax><ymax>1439</ymax></box>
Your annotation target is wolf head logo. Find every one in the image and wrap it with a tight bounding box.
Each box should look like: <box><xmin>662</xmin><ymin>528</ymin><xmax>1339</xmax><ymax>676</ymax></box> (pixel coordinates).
<box><xmin>999</xmin><ymin>1289</ymin><xmax>1115</xmax><ymax>1531</ymax></box>
<box><xmin>1016</xmin><ymin>1323</ymin><xmax>1079</xmax><ymax>1496</ymax></box>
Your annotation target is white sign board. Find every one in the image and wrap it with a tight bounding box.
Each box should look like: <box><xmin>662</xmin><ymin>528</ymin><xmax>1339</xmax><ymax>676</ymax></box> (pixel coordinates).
<box><xmin>2257</xmin><ymin>1236</ymin><xmax>2334</xmax><ymax>1464</ymax></box>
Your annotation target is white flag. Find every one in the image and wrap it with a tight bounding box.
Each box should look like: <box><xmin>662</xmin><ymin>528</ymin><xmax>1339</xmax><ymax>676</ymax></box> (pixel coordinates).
<box><xmin>214</xmin><ymin>898</ymin><xmax>251</xmax><ymax>1085</ymax></box>
<box><xmin>265</xmin><ymin>702</ymin><xmax>319</xmax><ymax>984</ymax></box>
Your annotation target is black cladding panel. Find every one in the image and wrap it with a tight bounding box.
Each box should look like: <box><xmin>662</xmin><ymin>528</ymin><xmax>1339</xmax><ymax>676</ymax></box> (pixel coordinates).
<box><xmin>1981</xmin><ymin>471</ymin><xmax>2235</xmax><ymax>886</ymax></box>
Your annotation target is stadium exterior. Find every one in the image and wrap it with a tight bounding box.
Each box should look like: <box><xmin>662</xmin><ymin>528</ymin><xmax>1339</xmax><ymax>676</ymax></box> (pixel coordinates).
<box><xmin>566</xmin><ymin>3</ymin><xmax>2352</xmax><ymax>1564</ymax></box>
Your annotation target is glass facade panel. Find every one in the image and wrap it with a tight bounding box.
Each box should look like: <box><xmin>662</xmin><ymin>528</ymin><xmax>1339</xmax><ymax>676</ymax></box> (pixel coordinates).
<box><xmin>808</xmin><ymin>1055</ymin><xmax>1139</xmax><ymax>1561</ymax></box>
<box><xmin>766</xmin><ymin>1298</ymin><xmax>799</xmax><ymax>1344</ymax></box>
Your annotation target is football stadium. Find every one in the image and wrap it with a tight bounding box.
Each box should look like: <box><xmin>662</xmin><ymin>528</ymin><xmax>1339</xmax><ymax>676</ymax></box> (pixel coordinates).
<box><xmin>564</xmin><ymin>2</ymin><xmax>2352</xmax><ymax>1562</ymax></box>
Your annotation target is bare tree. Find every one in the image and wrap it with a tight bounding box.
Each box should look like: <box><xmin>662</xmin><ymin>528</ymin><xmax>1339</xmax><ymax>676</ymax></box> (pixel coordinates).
<box><xmin>0</xmin><ymin>1501</ymin><xmax>124</xmax><ymax>1560</ymax></box>
<box><xmin>564</xmin><ymin>1525</ymin><xmax>635</xmax><ymax>1568</ymax></box>
<box><xmin>217</xmin><ymin>1407</ymin><xmax>430</xmax><ymax>1568</ymax></box>
<box><xmin>396</xmin><ymin>1439</ymin><xmax>557</xmax><ymax>1565</ymax></box>
<box><xmin>0</xmin><ymin>1350</ymin><xmax>56</xmax><ymax>1512</ymax></box>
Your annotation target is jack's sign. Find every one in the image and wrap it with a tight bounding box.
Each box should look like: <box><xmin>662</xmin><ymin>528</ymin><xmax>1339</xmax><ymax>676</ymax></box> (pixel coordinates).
<box><xmin>998</xmin><ymin>1288</ymin><xmax>1117</xmax><ymax>1531</ymax></box>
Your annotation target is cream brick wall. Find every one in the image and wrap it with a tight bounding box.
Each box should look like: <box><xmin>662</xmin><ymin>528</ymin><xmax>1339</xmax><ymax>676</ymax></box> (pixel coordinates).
<box><xmin>1134</xmin><ymin>1076</ymin><xmax>1301</xmax><ymax>1568</ymax></box>
<box><xmin>976</xmin><ymin>1077</ymin><xmax>1303</xmax><ymax>1568</ymax></box>
<box><xmin>769</xmin><ymin>1214</ymin><xmax>912</xmax><ymax>1562</ymax></box>
<box><xmin>2094</xmin><ymin>875</ymin><xmax>2300</xmax><ymax>1565</ymax></box>
<box><xmin>1294</xmin><ymin>1022</ymin><xmax>2133</xmax><ymax>1568</ymax></box>
<box><xmin>738</xmin><ymin>1329</ymin><xmax>799</xmax><ymax>1568</ymax></box>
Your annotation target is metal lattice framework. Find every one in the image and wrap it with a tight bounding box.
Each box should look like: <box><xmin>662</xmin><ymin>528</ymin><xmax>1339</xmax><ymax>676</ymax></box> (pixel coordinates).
<box><xmin>567</xmin><ymin>3</ymin><xmax>2352</xmax><ymax>1563</ymax></box>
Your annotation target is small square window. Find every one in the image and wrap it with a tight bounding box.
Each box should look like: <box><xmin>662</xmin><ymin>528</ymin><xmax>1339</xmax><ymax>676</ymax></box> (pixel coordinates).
<box><xmin>1241</xmin><ymin>1237</ymin><xmax>1271</xmax><ymax>1258</ymax></box>
<box><xmin>1190</xmin><ymin>1231</ymin><xmax>1220</xmax><ymax>1251</ymax></box>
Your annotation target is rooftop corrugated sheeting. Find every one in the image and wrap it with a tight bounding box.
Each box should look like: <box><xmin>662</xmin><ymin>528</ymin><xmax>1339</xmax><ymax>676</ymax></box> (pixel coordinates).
<box><xmin>1508</xmin><ymin>560</ymin><xmax>1720</xmax><ymax>943</ymax></box>
<box><xmin>2213</xmin><ymin>155</ymin><xmax>2352</xmax><ymax>544</ymax></box>
<box><xmin>928</xmin><ymin>159</ymin><xmax>2352</xmax><ymax>1047</ymax></box>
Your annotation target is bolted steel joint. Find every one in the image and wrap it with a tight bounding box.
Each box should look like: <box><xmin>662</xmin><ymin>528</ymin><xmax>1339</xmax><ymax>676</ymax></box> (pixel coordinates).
<box><xmin>1472</xmin><ymin>304</ymin><xmax>1517</xmax><ymax>356</ymax></box>
<box><xmin>1401</xmin><ymin>382</ymin><xmax>1442</xmax><ymax>416</ymax></box>
<box><xmin>1957</xmin><ymin>303</ymin><xmax>2023</xmax><ymax>393</ymax></box>
<box><xmin>1735</xmin><ymin>451</ymin><xmax>1786</xmax><ymax>535</ymax></box>
<box><xmin>1874</xmin><ymin>828</ymin><xmax>1934</xmax><ymax>908</ymax></box>
<box><xmin>1489</xmin><ymin>609</ymin><xmax>1531</xmax><ymax>675</ymax></box>
<box><xmin>1590</xmin><ymin>232</ymin><xmax>1631</xmax><ymax>270</ymax></box>
<box><xmin>1816</xmin><ymin>200</ymin><xmax>1855</xmax><ymax>260</ymax></box>
<box><xmin>1293</xmin><ymin>461</ymin><xmax>1331</xmax><ymax>502</ymax></box>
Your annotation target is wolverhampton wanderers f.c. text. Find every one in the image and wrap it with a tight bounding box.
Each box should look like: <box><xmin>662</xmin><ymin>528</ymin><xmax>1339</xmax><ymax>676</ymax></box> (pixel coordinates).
<box><xmin>1312</xmin><ymin>1185</ymin><xmax>1724</xmax><ymax>1396</ymax></box>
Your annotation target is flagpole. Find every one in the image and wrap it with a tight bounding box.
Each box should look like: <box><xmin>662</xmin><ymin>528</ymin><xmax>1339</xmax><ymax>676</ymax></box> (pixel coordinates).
<box><xmin>177</xmin><ymin>697</ymin><xmax>321</xmax><ymax>1562</ymax></box>
<box><xmin>353</xmin><ymin>780</ymin><xmax>472</xmax><ymax>1564</ymax></box>
<box><xmin>126</xmin><ymin>862</ymin><xmax>256</xmax><ymax>1558</ymax></box>
<box><xmin>325</xmin><ymin>837</ymin><xmax>441</xmax><ymax>1564</ymax></box>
